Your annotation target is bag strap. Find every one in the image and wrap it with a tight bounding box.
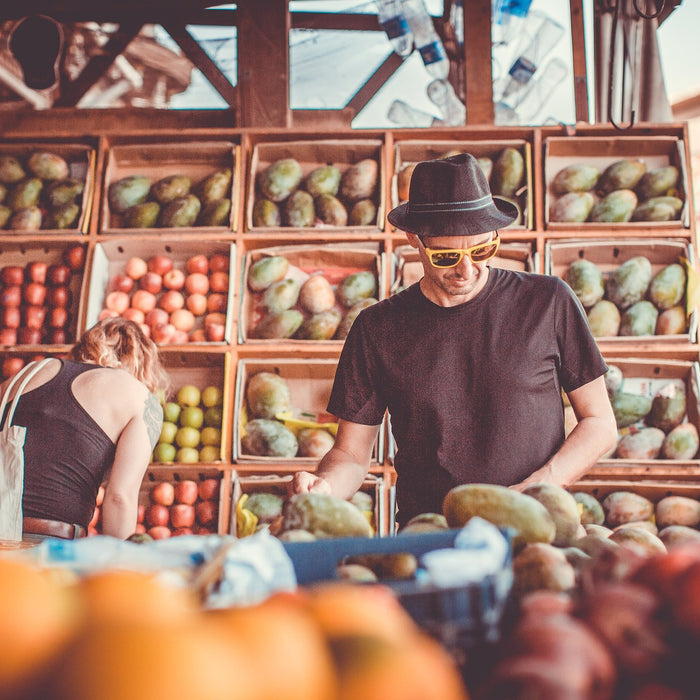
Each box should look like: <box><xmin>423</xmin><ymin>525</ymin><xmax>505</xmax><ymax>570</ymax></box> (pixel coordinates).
<box><xmin>0</xmin><ymin>358</ymin><xmax>54</xmax><ymax>429</ymax></box>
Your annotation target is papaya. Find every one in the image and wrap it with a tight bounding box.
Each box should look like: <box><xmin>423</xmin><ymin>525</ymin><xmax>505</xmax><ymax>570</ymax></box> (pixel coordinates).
<box><xmin>522</xmin><ymin>483</ymin><xmax>582</xmax><ymax>546</ymax></box>
<box><xmin>654</xmin><ymin>495</ymin><xmax>700</xmax><ymax>529</ymax></box>
<box><xmin>241</xmin><ymin>418</ymin><xmax>298</xmax><ymax>458</ymax></box>
<box><xmin>564</xmin><ymin>258</ymin><xmax>604</xmax><ymax>308</ymax></box>
<box><xmin>662</xmin><ymin>423</ymin><xmax>699</xmax><ymax>459</ymax></box>
<box><xmin>602</xmin><ymin>491</ymin><xmax>655</xmax><ymax>528</ymax></box>
<box><xmin>646</xmin><ymin>383</ymin><xmax>686</xmax><ymax>432</ymax></box>
<box><xmin>610</xmin><ymin>391</ymin><xmax>652</xmax><ymax>428</ymax></box>
<box><xmin>442</xmin><ymin>483</ymin><xmax>556</xmax><ymax>548</ymax></box>
<box><xmin>572</xmin><ymin>491</ymin><xmax>605</xmax><ymax>526</ymax></box>
<box><xmin>550</xmin><ymin>163</ymin><xmax>600</xmax><ymax>195</ymax></box>
<box><xmin>281</xmin><ymin>493</ymin><xmax>372</xmax><ymax>538</ymax></box>
<box><xmin>615</xmin><ymin>427</ymin><xmax>665</xmax><ymax>459</ymax></box>
<box><xmin>596</xmin><ymin>158</ymin><xmax>646</xmax><ymax>195</ymax></box>
<box><xmin>619</xmin><ymin>300</ymin><xmax>658</xmax><ymax>336</ymax></box>
<box><xmin>588</xmin><ymin>189</ymin><xmax>637</xmax><ymax>223</ymax></box>
<box><xmin>245</xmin><ymin>371</ymin><xmax>292</xmax><ymax>419</ymax></box>
<box><xmin>648</xmin><ymin>263</ymin><xmax>686</xmax><ymax>310</ymax></box>
<box><xmin>605</xmin><ymin>256</ymin><xmax>652</xmax><ymax>309</ymax></box>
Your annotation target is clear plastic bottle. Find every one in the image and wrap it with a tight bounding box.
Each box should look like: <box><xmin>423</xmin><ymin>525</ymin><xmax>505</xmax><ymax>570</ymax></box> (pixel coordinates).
<box><xmin>492</xmin><ymin>0</ymin><xmax>534</xmax><ymax>46</ymax></box>
<box><xmin>427</xmin><ymin>79</ymin><xmax>465</xmax><ymax>126</ymax></box>
<box><xmin>401</xmin><ymin>0</ymin><xmax>450</xmax><ymax>80</ymax></box>
<box><xmin>376</xmin><ymin>0</ymin><xmax>414</xmax><ymax>57</ymax></box>
<box><xmin>388</xmin><ymin>99</ymin><xmax>444</xmax><ymax>127</ymax></box>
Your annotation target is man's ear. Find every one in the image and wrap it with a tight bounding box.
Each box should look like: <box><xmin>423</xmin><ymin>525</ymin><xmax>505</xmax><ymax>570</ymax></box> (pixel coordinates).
<box><xmin>405</xmin><ymin>232</ymin><xmax>421</xmax><ymax>250</ymax></box>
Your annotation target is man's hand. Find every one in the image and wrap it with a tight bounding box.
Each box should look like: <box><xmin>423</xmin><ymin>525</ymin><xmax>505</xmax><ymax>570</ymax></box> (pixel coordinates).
<box><xmin>289</xmin><ymin>471</ymin><xmax>332</xmax><ymax>496</ymax></box>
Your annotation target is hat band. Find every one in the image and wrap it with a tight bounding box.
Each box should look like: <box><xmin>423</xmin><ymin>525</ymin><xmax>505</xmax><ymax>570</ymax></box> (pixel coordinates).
<box><xmin>409</xmin><ymin>194</ymin><xmax>494</xmax><ymax>214</ymax></box>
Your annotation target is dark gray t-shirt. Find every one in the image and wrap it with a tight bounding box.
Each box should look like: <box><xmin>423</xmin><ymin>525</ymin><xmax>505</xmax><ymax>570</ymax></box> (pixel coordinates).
<box><xmin>328</xmin><ymin>267</ymin><xmax>608</xmax><ymax>525</ymax></box>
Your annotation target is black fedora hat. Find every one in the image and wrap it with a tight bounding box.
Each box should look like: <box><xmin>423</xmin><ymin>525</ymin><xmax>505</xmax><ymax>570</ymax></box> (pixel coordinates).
<box><xmin>387</xmin><ymin>152</ymin><xmax>519</xmax><ymax>237</ymax></box>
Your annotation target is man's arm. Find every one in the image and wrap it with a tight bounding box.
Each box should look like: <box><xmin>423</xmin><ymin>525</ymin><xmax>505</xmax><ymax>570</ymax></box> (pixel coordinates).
<box><xmin>511</xmin><ymin>375</ymin><xmax>617</xmax><ymax>491</ymax></box>
<box><xmin>290</xmin><ymin>419</ymin><xmax>380</xmax><ymax>499</ymax></box>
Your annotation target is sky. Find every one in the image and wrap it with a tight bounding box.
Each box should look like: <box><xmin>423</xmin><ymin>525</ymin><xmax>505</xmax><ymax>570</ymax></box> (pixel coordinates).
<box><xmin>657</xmin><ymin>0</ymin><xmax>700</xmax><ymax>102</ymax></box>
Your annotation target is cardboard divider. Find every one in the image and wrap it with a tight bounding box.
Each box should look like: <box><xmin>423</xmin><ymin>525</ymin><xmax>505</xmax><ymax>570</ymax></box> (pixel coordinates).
<box><xmin>544</xmin><ymin>135</ymin><xmax>690</xmax><ymax>230</ymax></box>
<box><xmin>247</xmin><ymin>138</ymin><xmax>385</xmax><ymax>233</ymax></box>
<box><xmin>391</xmin><ymin>139</ymin><xmax>533</xmax><ymax>230</ymax></box>
<box><xmin>100</xmin><ymin>141</ymin><xmax>240</xmax><ymax>234</ymax></box>
<box><xmin>239</xmin><ymin>242</ymin><xmax>383</xmax><ymax>344</ymax></box>
<box><xmin>545</xmin><ymin>237</ymin><xmax>698</xmax><ymax>344</ymax></box>
<box><xmin>82</xmin><ymin>238</ymin><xmax>236</xmax><ymax>344</ymax></box>
<box><xmin>0</xmin><ymin>141</ymin><xmax>95</xmax><ymax>235</ymax></box>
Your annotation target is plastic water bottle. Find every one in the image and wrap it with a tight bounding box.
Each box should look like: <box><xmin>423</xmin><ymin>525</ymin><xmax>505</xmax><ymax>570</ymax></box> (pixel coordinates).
<box><xmin>387</xmin><ymin>99</ymin><xmax>444</xmax><ymax>127</ymax></box>
<box><xmin>427</xmin><ymin>79</ymin><xmax>465</xmax><ymax>126</ymax></box>
<box><xmin>376</xmin><ymin>0</ymin><xmax>413</xmax><ymax>57</ymax></box>
<box><xmin>449</xmin><ymin>0</ymin><xmax>464</xmax><ymax>48</ymax></box>
<box><xmin>401</xmin><ymin>0</ymin><xmax>450</xmax><ymax>80</ymax></box>
<box><xmin>492</xmin><ymin>0</ymin><xmax>534</xmax><ymax>45</ymax></box>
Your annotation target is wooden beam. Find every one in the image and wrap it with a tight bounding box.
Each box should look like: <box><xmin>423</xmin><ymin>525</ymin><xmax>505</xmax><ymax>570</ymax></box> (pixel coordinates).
<box><xmin>570</xmin><ymin>0</ymin><xmax>590</xmax><ymax>123</ymax></box>
<box><xmin>346</xmin><ymin>52</ymin><xmax>403</xmax><ymax>116</ymax></box>
<box><xmin>463</xmin><ymin>0</ymin><xmax>494</xmax><ymax>124</ymax></box>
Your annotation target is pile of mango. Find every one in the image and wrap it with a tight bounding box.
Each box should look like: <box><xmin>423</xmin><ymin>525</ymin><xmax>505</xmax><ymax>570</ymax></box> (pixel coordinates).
<box><xmin>564</xmin><ymin>255</ymin><xmax>688</xmax><ymax>337</ymax></box>
<box><xmin>396</xmin><ymin>146</ymin><xmax>525</xmax><ymax>225</ymax></box>
<box><xmin>0</xmin><ymin>151</ymin><xmax>85</xmax><ymax>231</ymax></box>
<box><xmin>604</xmin><ymin>363</ymin><xmax>699</xmax><ymax>460</ymax></box>
<box><xmin>241</xmin><ymin>370</ymin><xmax>336</xmax><ymax>459</ymax></box>
<box><xmin>246</xmin><ymin>253</ymin><xmax>378</xmax><ymax>340</ymax></box>
<box><xmin>549</xmin><ymin>158</ymin><xmax>684</xmax><ymax>223</ymax></box>
<box><xmin>252</xmin><ymin>156</ymin><xmax>379</xmax><ymax>228</ymax></box>
<box><xmin>107</xmin><ymin>168</ymin><xmax>232</xmax><ymax>229</ymax></box>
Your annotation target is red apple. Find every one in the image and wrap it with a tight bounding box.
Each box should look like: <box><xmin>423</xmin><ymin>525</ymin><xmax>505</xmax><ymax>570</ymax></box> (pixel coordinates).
<box><xmin>162</xmin><ymin>268</ymin><xmax>185</xmax><ymax>291</ymax></box>
<box><xmin>171</xmin><ymin>329</ymin><xmax>190</xmax><ymax>344</ymax></box>
<box><xmin>108</xmin><ymin>274</ymin><xmax>135</xmax><ymax>294</ymax></box>
<box><xmin>48</xmin><ymin>307</ymin><xmax>69</xmax><ymax>329</ymax></box>
<box><xmin>1</xmin><ymin>306</ymin><xmax>21</xmax><ymax>329</ymax></box>
<box><xmin>63</xmin><ymin>244</ymin><xmax>86</xmax><ymax>271</ymax></box>
<box><xmin>0</xmin><ymin>328</ymin><xmax>18</xmax><ymax>345</ymax></box>
<box><xmin>147</xmin><ymin>254</ymin><xmax>174</xmax><ymax>276</ymax></box>
<box><xmin>174</xmin><ymin>479</ymin><xmax>199</xmax><ymax>505</ymax></box>
<box><xmin>151</xmin><ymin>322</ymin><xmax>176</xmax><ymax>345</ymax></box>
<box><xmin>206</xmin><ymin>293</ymin><xmax>228</xmax><ymax>314</ymax></box>
<box><xmin>172</xmin><ymin>527</ymin><xmax>193</xmax><ymax>537</ymax></box>
<box><xmin>104</xmin><ymin>290</ymin><xmax>130</xmax><ymax>314</ymax></box>
<box><xmin>47</xmin><ymin>328</ymin><xmax>68</xmax><ymax>344</ymax></box>
<box><xmin>147</xmin><ymin>525</ymin><xmax>172</xmax><ymax>540</ymax></box>
<box><xmin>130</xmin><ymin>289</ymin><xmax>157</xmax><ymax>313</ymax></box>
<box><xmin>170</xmin><ymin>308</ymin><xmax>195</xmax><ymax>333</ymax></box>
<box><xmin>46</xmin><ymin>285</ymin><xmax>71</xmax><ymax>308</ymax></box>
<box><xmin>206</xmin><ymin>323</ymin><xmax>226</xmax><ymax>343</ymax></box>
<box><xmin>185</xmin><ymin>254</ymin><xmax>209</xmax><ymax>275</ymax></box>
<box><xmin>195</xmin><ymin>500</ymin><xmax>218</xmax><ymax>527</ymax></box>
<box><xmin>150</xmin><ymin>481</ymin><xmax>175</xmax><ymax>506</ymax></box>
<box><xmin>23</xmin><ymin>282</ymin><xmax>46</xmax><ymax>306</ymax></box>
<box><xmin>208</xmin><ymin>253</ymin><xmax>229</xmax><ymax>273</ymax></box>
<box><xmin>139</xmin><ymin>271</ymin><xmax>163</xmax><ymax>295</ymax></box>
<box><xmin>198</xmin><ymin>478</ymin><xmax>219</xmax><ymax>502</ymax></box>
<box><xmin>25</xmin><ymin>261</ymin><xmax>47</xmax><ymax>284</ymax></box>
<box><xmin>133</xmin><ymin>522</ymin><xmax>146</xmax><ymax>534</ymax></box>
<box><xmin>98</xmin><ymin>309</ymin><xmax>119</xmax><ymax>321</ymax></box>
<box><xmin>184</xmin><ymin>272</ymin><xmax>209</xmax><ymax>296</ymax></box>
<box><xmin>137</xmin><ymin>503</ymin><xmax>145</xmax><ymax>523</ymax></box>
<box><xmin>186</xmin><ymin>293</ymin><xmax>208</xmax><ymax>316</ymax></box>
<box><xmin>47</xmin><ymin>264</ymin><xmax>71</xmax><ymax>286</ymax></box>
<box><xmin>17</xmin><ymin>327</ymin><xmax>42</xmax><ymax>344</ymax></box>
<box><xmin>125</xmin><ymin>256</ymin><xmax>148</xmax><ymax>280</ymax></box>
<box><xmin>209</xmin><ymin>271</ymin><xmax>229</xmax><ymax>294</ymax></box>
<box><xmin>170</xmin><ymin>503</ymin><xmax>195</xmax><ymax>529</ymax></box>
<box><xmin>188</xmin><ymin>328</ymin><xmax>207</xmax><ymax>342</ymax></box>
<box><xmin>2</xmin><ymin>356</ymin><xmax>25</xmax><ymax>378</ymax></box>
<box><xmin>24</xmin><ymin>305</ymin><xmax>47</xmax><ymax>330</ymax></box>
<box><xmin>158</xmin><ymin>289</ymin><xmax>185</xmax><ymax>314</ymax></box>
<box><xmin>145</xmin><ymin>307</ymin><xmax>169</xmax><ymax>329</ymax></box>
<box><xmin>0</xmin><ymin>285</ymin><xmax>22</xmax><ymax>307</ymax></box>
<box><xmin>121</xmin><ymin>307</ymin><xmax>145</xmax><ymax>324</ymax></box>
<box><xmin>1</xmin><ymin>266</ymin><xmax>24</xmax><ymax>286</ymax></box>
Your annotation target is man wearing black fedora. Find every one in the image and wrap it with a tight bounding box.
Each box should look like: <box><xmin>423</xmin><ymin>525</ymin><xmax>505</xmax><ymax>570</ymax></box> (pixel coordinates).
<box><xmin>292</xmin><ymin>153</ymin><xmax>617</xmax><ymax>528</ymax></box>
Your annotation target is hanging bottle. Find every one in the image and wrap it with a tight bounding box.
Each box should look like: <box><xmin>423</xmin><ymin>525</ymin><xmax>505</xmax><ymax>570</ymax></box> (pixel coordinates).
<box><xmin>427</xmin><ymin>79</ymin><xmax>465</xmax><ymax>126</ymax></box>
<box><xmin>401</xmin><ymin>0</ymin><xmax>450</xmax><ymax>80</ymax></box>
<box><xmin>492</xmin><ymin>0</ymin><xmax>534</xmax><ymax>46</ymax></box>
<box><xmin>388</xmin><ymin>100</ymin><xmax>444</xmax><ymax>127</ymax></box>
<box><xmin>376</xmin><ymin>0</ymin><xmax>414</xmax><ymax>57</ymax></box>
<box><xmin>510</xmin><ymin>57</ymin><xmax>569</xmax><ymax>124</ymax></box>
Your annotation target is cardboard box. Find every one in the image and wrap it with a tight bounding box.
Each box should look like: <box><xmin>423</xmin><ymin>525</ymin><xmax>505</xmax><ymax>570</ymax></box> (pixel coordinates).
<box><xmin>82</xmin><ymin>239</ymin><xmax>236</xmax><ymax>344</ymax></box>
<box><xmin>0</xmin><ymin>141</ymin><xmax>95</xmax><ymax>235</ymax></box>
<box><xmin>239</xmin><ymin>242</ymin><xmax>383</xmax><ymax>344</ymax></box>
<box><xmin>0</xmin><ymin>240</ymin><xmax>89</xmax><ymax>347</ymax></box>
<box><xmin>100</xmin><ymin>141</ymin><xmax>239</xmax><ymax>233</ymax></box>
<box><xmin>545</xmin><ymin>238</ymin><xmax>698</xmax><ymax>344</ymax></box>
<box><xmin>159</xmin><ymin>350</ymin><xmax>233</xmax><ymax>464</ymax></box>
<box><xmin>230</xmin><ymin>473</ymin><xmax>386</xmax><ymax>537</ymax></box>
<box><xmin>391</xmin><ymin>139</ymin><xmax>533</xmax><ymax>230</ymax></box>
<box><xmin>233</xmin><ymin>358</ymin><xmax>384</xmax><ymax>465</ymax></box>
<box><xmin>391</xmin><ymin>241</ymin><xmax>536</xmax><ymax>291</ymax></box>
<box><xmin>247</xmin><ymin>139</ymin><xmax>385</xmax><ymax>232</ymax></box>
<box><xmin>544</xmin><ymin>135</ymin><xmax>690</xmax><ymax>230</ymax></box>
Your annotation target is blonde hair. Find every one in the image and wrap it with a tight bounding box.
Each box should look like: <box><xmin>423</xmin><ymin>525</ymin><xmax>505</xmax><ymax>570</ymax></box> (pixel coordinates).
<box><xmin>71</xmin><ymin>317</ymin><xmax>170</xmax><ymax>398</ymax></box>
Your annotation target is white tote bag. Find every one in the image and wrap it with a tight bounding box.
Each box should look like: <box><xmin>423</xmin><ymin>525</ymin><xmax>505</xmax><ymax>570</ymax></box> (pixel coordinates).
<box><xmin>0</xmin><ymin>358</ymin><xmax>52</xmax><ymax>541</ymax></box>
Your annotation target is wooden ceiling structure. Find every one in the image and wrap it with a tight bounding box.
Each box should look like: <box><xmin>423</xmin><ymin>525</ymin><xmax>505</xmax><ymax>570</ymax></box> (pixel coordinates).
<box><xmin>0</xmin><ymin>0</ymin><xmax>665</xmax><ymax>136</ymax></box>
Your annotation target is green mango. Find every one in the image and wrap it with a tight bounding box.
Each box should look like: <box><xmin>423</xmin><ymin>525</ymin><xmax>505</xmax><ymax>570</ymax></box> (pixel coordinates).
<box><xmin>198</xmin><ymin>198</ymin><xmax>231</xmax><ymax>226</ymax></box>
<box><xmin>304</xmin><ymin>164</ymin><xmax>341</xmax><ymax>197</ymax></box>
<box><xmin>252</xmin><ymin>199</ymin><xmax>281</xmax><ymax>227</ymax></box>
<box><xmin>295</xmin><ymin>309</ymin><xmax>342</xmax><ymax>340</ymax></box>
<box><xmin>0</xmin><ymin>183</ymin><xmax>6</xmax><ymax>204</ymax></box>
<box><xmin>340</xmin><ymin>159</ymin><xmax>378</xmax><ymax>202</ymax></box>
<box><xmin>8</xmin><ymin>177</ymin><xmax>43</xmax><ymax>210</ymax></box>
<box><xmin>259</xmin><ymin>158</ymin><xmax>303</xmax><ymax>202</ymax></box>
<box><xmin>606</xmin><ymin>256</ymin><xmax>652</xmax><ymax>310</ymax></box>
<box><xmin>619</xmin><ymin>300</ymin><xmax>659</xmax><ymax>337</ymax></box>
<box><xmin>551</xmin><ymin>163</ymin><xmax>600</xmax><ymax>194</ymax></box>
<box><xmin>648</xmin><ymin>263</ymin><xmax>686</xmax><ymax>310</ymax></box>
<box><xmin>610</xmin><ymin>391</ymin><xmax>652</xmax><ymax>428</ymax></box>
<box><xmin>476</xmin><ymin>157</ymin><xmax>493</xmax><ymax>181</ymax></box>
<box><xmin>197</xmin><ymin>168</ymin><xmax>232</xmax><ymax>205</ymax></box>
<box><xmin>241</xmin><ymin>418</ymin><xmax>298</xmax><ymax>458</ymax></box>
<box><xmin>298</xmin><ymin>274</ymin><xmax>336</xmax><ymax>314</ymax></box>
<box><xmin>0</xmin><ymin>204</ymin><xmax>10</xmax><ymax>228</ymax></box>
<box><xmin>245</xmin><ymin>371</ymin><xmax>292</xmax><ymax>419</ymax></box>
<box><xmin>0</xmin><ymin>155</ymin><xmax>26</xmax><ymax>183</ymax></box>
<box><xmin>108</xmin><ymin>175</ymin><xmax>152</xmax><ymax>213</ymax></box>
<box><xmin>490</xmin><ymin>147</ymin><xmax>524</xmax><ymax>198</ymax></box>
<box><xmin>335</xmin><ymin>298</ymin><xmax>377</xmax><ymax>340</ymax></box>
<box><xmin>662</xmin><ymin>423</ymin><xmax>699</xmax><ymax>460</ymax></box>
<box><xmin>315</xmin><ymin>194</ymin><xmax>347</xmax><ymax>226</ymax></box>
<box><xmin>588</xmin><ymin>189</ymin><xmax>637</xmax><ymax>222</ymax></box>
<box><xmin>572</xmin><ymin>492</ymin><xmax>605</xmax><ymax>526</ymax></box>
<box><xmin>45</xmin><ymin>202</ymin><xmax>80</xmax><ymax>229</ymax></box>
<box><xmin>646</xmin><ymin>384</ymin><xmax>686</xmax><ymax>432</ymax></box>
<box><xmin>248</xmin><ymin>255</ymin><xmax>289</xmax><ymax>291</ymax></box>
<box><xmin>245</xmin><ymin>492</ymin><xmax>284</xmax><ymax>523</ymax></box>
<box><xmin>596</xmin><ymin>159</ymin><xmax>646</xmax><ymax>195</ymax></box>
<box><xmin>564</xmin><ymin>258</ymin><xmax>604</xmax><ymax>308</ymax></box>
<box><xmin>159</xmin><ymin>194</ymin><xmax>201</xmax><ymax>227</ymax></box>
<box><xmin>123</xmin><ymin>201</ymin><xmax>161</xmax><ymax>229</ymax></box>
<box><xmin>615</xmin><ymin>428</ymin><xmax>665</xmax><ymax>459</ymax></box>
<box><xmin>281</xmin><ymin>493</ymin><xmax>372</xmax><ymax>538</ymax></box>
<box><xmin>631</xmin><ymin>199</ymin><xmax>680</xmax><ymax>222</ymax></box>
<box><xmin>587</xmin><ymin>300</ymin><xmax>620</xmax><ymax>337</ymax></box>
<box><xmin>27</xmin><ymin>151</ymin><xmax>69</xmax><ymax>180</ymax></box>
<box><xmin>45</xmin><ymin>178</ymin><xmax>84</xmax><ymax>207</ymax></box>
<box><xmin>8</xmin><ymin>206</ymin><xmax>42</xmax><ymax>231</ymax></box>
<box><xmin>337</xmin><ymin>270</ymin><xmax>377</xmax><ymax>308</ymax></box>
<box><xmin>283</xmin><ymin>190</ymin><xmax>315</xmax><ymax>227</ymax></box>
<box><xmin>262</xmin><ymin>278</ymin><xmax>301</xmax><ymax>314</ymax></box>
<box><xmin>636</xmin><ymin>165</ymin><xmax>679</xmax><ymax>200</ymax></box>
<box><xmin>297</xmin><ymin>428</ymin><xmax>335</xmax><ymax>459</ymax></box>
<box><xmin>348</xmin><ymin>198</ymin><xmax>377</xmax><ymax>226</ymax></box>
<box><xmin>254</xmin><ymin>309</ymin><xmax>304</xmax><ymax>339</ymax></box>
<box><xmin>151</xmin><ymin>174</ymin><xmax>191</xmax><ymax>204</ymax></box>
<box><xmin>605</xmin><ymin>365</ymin><xmax>623</xmax><ymax>395</ymax></box>
<box><xmin>549</xmin><ymin>191</ymin><xmax>595</xmax><ymax>223</ymax></box>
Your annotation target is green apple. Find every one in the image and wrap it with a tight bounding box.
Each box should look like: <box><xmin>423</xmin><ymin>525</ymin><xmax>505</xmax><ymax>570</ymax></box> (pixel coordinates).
<box><xmin>176</xmin><ymin>384</ymin><xmax>201</xmax><ymax>408</ymax></box>
<box><xmin>199</xmin><ymin>445</ymin><xmax>221</xmax><ymax>462</ymax></box>
<box><xmin>159</xmin><ymin>421</ymin><xmax>178</xmax><ymax>444</ymax></box>
<box><xmin>204</xmin><ymin>406</ymin><xmax>223</xmax><ymax>428</ymax></box>
<box><xmin>176</xmin><ymin>446</ymin><xmax>200</xmax><ymax>463</ymax></box>
<box><xmin>201</xmin><ymin>385</ymin><xmax>223</xmax><ymax>408</ymax></box>
<box><xmin>153</xmin><ymin>442</ymin><xmax>176</xmax><ymax>463</ymax></box>
<box><xmin>200</xmin><ymin>426</ymin><xmax>221</xmax><ymax>447</ymax></box>
<box><xmin>175</xmin><ymin>425</ymin><xmax>201</xmax><ymax>449</ymax></box>
<box><xmin>180</xmin><ymin>406</ymin><xmax>204</xmax><ymax>430</ymax></box>
<box><xmin>163</xmin><ymin>401</ymin><xmax>181</xmax><ymax>424</ymax></box>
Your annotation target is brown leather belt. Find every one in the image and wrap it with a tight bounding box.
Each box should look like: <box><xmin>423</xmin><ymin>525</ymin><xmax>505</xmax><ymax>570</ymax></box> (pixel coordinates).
<box><xmin>23</xmin><ymin>517</ymin><xmax>86</xmax><ymax>540</ymax></box>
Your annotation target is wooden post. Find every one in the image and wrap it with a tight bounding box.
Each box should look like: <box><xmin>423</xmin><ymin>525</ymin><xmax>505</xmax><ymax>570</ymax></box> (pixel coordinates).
<box><xmin>463</xmin><ymin>0</ymin><xmax>494</xmax><ymax>124</ymax></box>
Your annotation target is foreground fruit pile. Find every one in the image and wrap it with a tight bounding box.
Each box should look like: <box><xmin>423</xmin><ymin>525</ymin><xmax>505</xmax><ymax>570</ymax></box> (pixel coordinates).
<box><xmin>0</xmin><ymin>559</ymin><xmax>468</xmax><ymax>700</ymax></box>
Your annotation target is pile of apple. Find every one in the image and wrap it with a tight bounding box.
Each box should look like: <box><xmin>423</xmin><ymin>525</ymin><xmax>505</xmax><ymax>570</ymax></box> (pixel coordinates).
<box><xmin>99</xmin><ymin>252</ymin><xmax>229</xmax><ymax>344</ymax></box>
<box><xmin>0</xmin><ymin>352</ymin><xmax>52</xmax><ymax>380</ymax></box>
<box><xmin>153</xmin><ymin>382</ymin><xmax>224</xmax><ymax>464</ymax></box>
<box><xmin>0</xmin><ymin>243</ymin><xmax>85</xmax><ymax>346</ymax></box>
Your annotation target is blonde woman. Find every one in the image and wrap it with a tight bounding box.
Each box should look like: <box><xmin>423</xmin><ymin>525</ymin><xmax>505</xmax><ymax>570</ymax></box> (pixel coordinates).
<box><xmin>0</xmin><ymin>317</ymin><xmax>169</xmax><ymax>540</ymax></box>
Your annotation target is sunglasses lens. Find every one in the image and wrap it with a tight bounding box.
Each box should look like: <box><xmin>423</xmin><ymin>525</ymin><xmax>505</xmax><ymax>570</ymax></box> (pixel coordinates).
<box><xmin>469</xmin><ymin>243</ymin><xmax>498</xmax><ymax>261</ymax></box>
<box><xmin>430</xmin><ymin>251</ymin><xmax>463</xmax><ymax>267</ymax></box>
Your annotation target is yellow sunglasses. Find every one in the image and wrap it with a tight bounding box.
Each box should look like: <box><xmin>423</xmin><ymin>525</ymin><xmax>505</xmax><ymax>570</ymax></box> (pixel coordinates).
<box><xmin>423</xmin><ymin>232</ymin><xmax>500</xmax><ymax>268</ymax></box>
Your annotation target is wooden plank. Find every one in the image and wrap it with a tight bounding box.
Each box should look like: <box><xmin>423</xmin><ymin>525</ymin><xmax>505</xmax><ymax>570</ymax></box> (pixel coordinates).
<box><xmin>569</xmin><ymin>0</ymin><xmax>590</xmax><ymax>123</ymax></box>
<box><xmin>462</xmin><ymin>0</ymin><xmax>494</xmax><ymax>124</ymax></box>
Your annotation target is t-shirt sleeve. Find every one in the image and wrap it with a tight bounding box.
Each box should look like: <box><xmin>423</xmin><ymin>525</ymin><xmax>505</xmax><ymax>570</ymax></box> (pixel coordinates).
<box><xmin>555</xmin><ymin>278</ymin><xmax>608</xmax><ymax>393</ymax></box>
<box><xmin>326</xmin><ymin>311</ymin><xmax>386</xmax><ymax>426</ymax></box>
